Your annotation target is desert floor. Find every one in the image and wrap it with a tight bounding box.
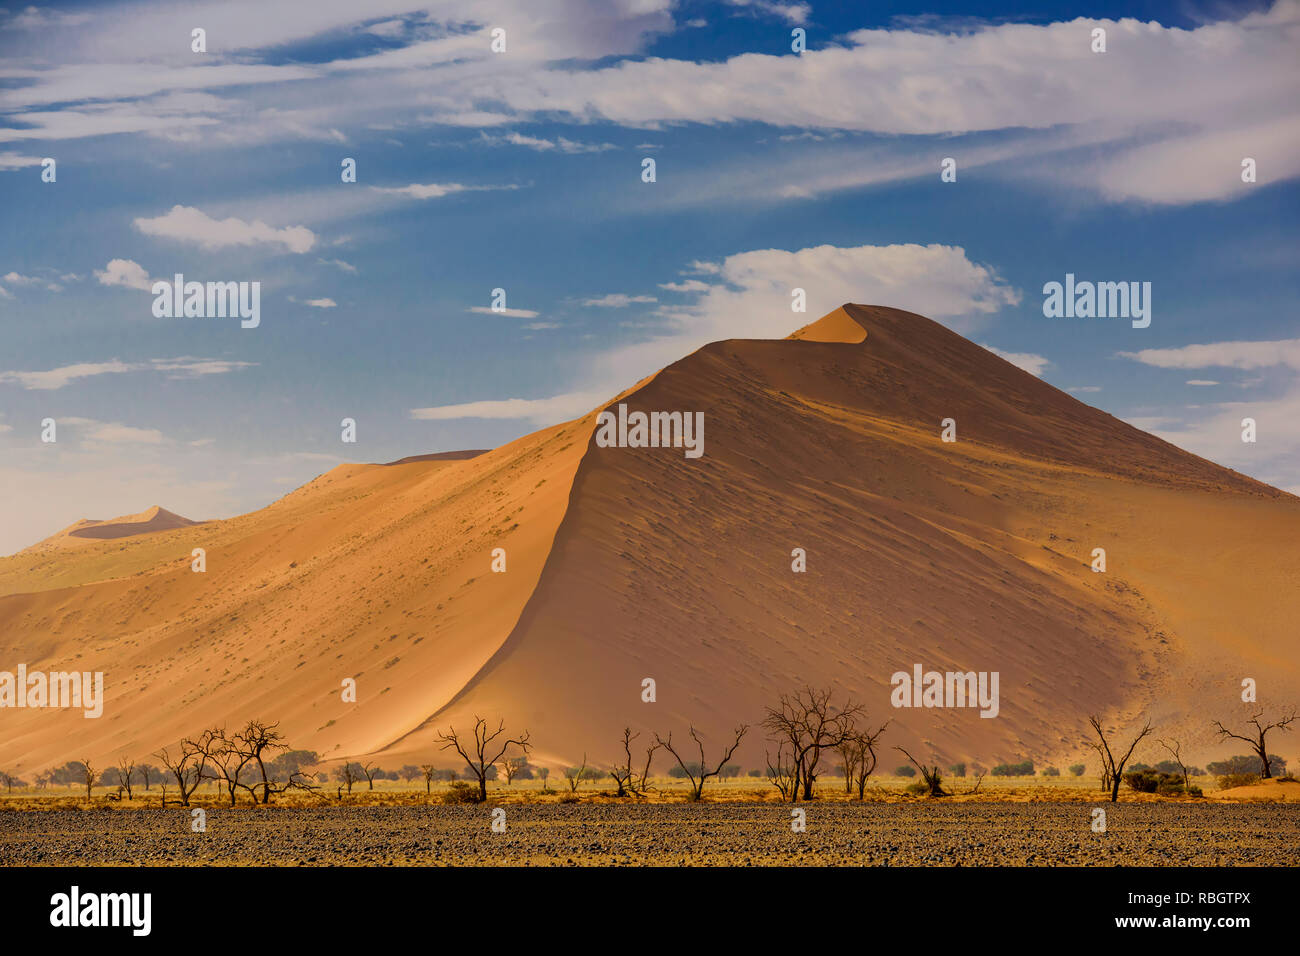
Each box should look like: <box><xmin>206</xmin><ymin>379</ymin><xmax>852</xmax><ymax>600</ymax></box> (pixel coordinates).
<box><xmin>2</xmin><ymin>802</ymin><xmax>1296</xmax><ymax>867</ymax></box>
<box><xmin>3</xmin><ymin>778</ymin><xmax>1297</xmax><ymax>867</ymax></box>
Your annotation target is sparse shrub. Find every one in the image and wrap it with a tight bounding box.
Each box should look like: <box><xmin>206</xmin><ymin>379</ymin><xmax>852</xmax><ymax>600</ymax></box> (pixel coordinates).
<box><xmin>558</xmin><ymin>792</ymin><xmax>579</xmax><ymax>804</ymax></box>
<box><xmin>904</xmin><ymin>781</ymin><xmax>928</xmax><ymax>795</ymax></box>
<box><xmin>1125</xmin><ymin>770</ymin><xmax>1188</xmax><ymax>794</ymax></box>
<box><xmin>1208</xmin><ymin>754</ymin><xmax>1287</xmax><ymax>777</ymax></box>
<box><xmin>949</xmin><ymin>762</ymin><xmax>966</xmax><ymax>777</ymax></box>
<box><xmin>441</xmin><ymin>781</ymin><xmax>483</xmax><ymax>804</ymax></box>
<box><xmin>1042</xmin><ymin>766</ymin><xmax>1060</xmax><ymax>777</ymax></box>
<box><xmin>991</xmin><ymin>760</ymin><xmax>1034</xmax><ymax>777</ymax></box>
<box><xmin>747</xmin><ymin>768</ymin><xmax>762</xmax><ymax>777</ymax></box>
<box><xmin>1068</xmin><ymin>763</ymin><xmax>1085</xmax><ymax>776</ymax></box>
<box><xmin>1217</xmin><ymin>772</ymin><xmax>1260</xmax><ymax>790</ymax></box>
<box><xmin>894</xmin><ymin>765</ymin><xmax>916</xmax><ymax>778</ymax></box>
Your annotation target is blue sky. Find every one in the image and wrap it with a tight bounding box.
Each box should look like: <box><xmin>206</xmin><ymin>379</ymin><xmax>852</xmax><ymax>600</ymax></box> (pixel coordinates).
<box><xmin>0</xmin><ymin>0</ymin><xmax>1297</xmax><ymax>554</ymax></box>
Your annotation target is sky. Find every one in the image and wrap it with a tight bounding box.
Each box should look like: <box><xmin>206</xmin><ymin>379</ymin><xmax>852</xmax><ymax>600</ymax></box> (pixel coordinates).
<box><xmin>0</xmin><ymin>0</ymin><xmax>1297</xmax><ymax>555</ymax></box>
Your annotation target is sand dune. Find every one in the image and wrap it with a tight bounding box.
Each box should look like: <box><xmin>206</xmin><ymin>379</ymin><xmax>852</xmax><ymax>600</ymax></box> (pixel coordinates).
<box><xmin>23</xmin><ymin>506</ymin><xmax>201</xmax><ymax>552</ymax></box>
<box><xmin>2</xmin><ymin>305</ymin><xmax>1297</xmax><ymax>780</ymax></box>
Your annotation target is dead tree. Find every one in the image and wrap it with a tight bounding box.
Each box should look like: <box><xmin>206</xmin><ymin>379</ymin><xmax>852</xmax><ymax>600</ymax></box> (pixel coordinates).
<box><xmin>838</xmin><ymin>722</ymin><xmax>889</xmax><ymax>799</ymax></box>
<box><xmin>362</xmin><ymin>762</ymin><xmax>380</xmax><ymax>791</ymax></box>
<box><xmin>156</xmin><ymin>728</ymin><xmax>219</xmax><ymax>807</ymax></box>
<box><xmin>419</xmin><ymin>764</ymin><xmax>436</xmax><ymax>794</ymax></box>
<box><xmin>895</xmin><ymin>747</ymin><xmax>947</xmax><ymax>796</ymax></box>
<box><xmin>437</xmin><ymin>716</ymin><xmax>531</xmax><ymax>802</ymax></box>
<box><xmin>226</xmin><ymin>720</ymin><xmax>316</xmax><ymax>804</ymax></box>
<box><xmin>656</xmin><ymin>725</ymin><xmax>748</xmax><ymax>801</ymax></box>
<box><xmin>764</xmin><ymin>742</ymin><xmax>798</xmax><ymax>801</ymax></box>
<box><xmin>636</xmin><ymin>738</ymin><xmax>661</xmax><ymax>795</ymax></box>
<box><xmin>609</xmin><ymin>728</ymin><xmax>637</xmax><ymax>797</ymax></box>
<box><xmin>1212</xmin><ymin>709</ymin><xmax>1297</xmax><ymax>779</ymax></box>
<box><xmin>762</xmin><ymin>687</ymin><xmax>864</xmax><ymax>801</ymax></box>
<box><xmin>115</xmin><ymin>756</ymin><xmax>135</xmax><ymax>800</ymax></box>
<box><xmin>1088</xmin><ymin>715</ymin><xmax>1153</xmax><ymax>803</ymax></box>
<box><xmin>965</xmin><ymin>770</ymin><xmax>987</xmax><ymax>795</ymax></box>
<box><xmin>564</xmin><ymin>755</ymin><xmax>588</xmax><ymax>793</ymax></box>
<box><xmin>1158</xmin><ymin>737</ymin><xmax>1191</xmax><ymax>789</ymax></box>
<box><xmin>334</xmin><ymin>762</ymin><xmax>360</xmax><ymax>794</ymax></box>
<box><xmin>208</xmin><ymin>730</ymin><xmax>256</xmax><ymax>807</ymax></box>
<box><xmin>79</xmin><ymin>759</ymin><xmax>97</xmax><ymax>800</ymax></box>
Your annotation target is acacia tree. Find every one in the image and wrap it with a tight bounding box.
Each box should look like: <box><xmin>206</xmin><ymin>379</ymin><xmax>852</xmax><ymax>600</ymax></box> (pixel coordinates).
<box><xmin>419</xmin><ymin>764</ymin><xmax>436</xmax><ymax>794</ymax></box>
<box><xmin>1212</xmin><ymin>709</ymin><xmax>1297</xmax><ymax>779</ymax></box>
<box><xmin>564</xmin><ymin>755</ymin><xmax>588</xmax><ymax>793</ymax></box>
<box><xmin>399</xmin><ymin>765</ymin><xmax>421</xmax><ymax>786</ymax></box>
<box><xmin>1088</xmin><ymin>715</ymin><xmax>1153</xmax><ymax>803</ymax></box>
<box><xmin>839</xmin><ymin>722</ymin><xmax>889</xmax><ymax>799</ymax></box>
<box><xmin>763</xmin><ymin>687</ymin><xmax>864</xmax><ymax>801</ymax></box>
<box><xmin>656</xmin><ymin>725</ymin><xmax>748</xmax><ymax>802</ymax></box>
<box><xmin>208</xmin><ymin>730</ymin><xmax>256</xmax><ymax>807</ymax></box>
<box><xmin>437</xmin><ymin>716</ymin><xmax>531</xmax><ymax>802</ymax></box>
<box><xmin>764</xmin><ymin>742</ymin><xmax>798</xmax><ymax>801</ymax></box>
<box><xmin>156</xmin><ymin>728</ymin><xmax>219</xmax><ymax>807</ymax></box>
<box><xmin>334</xmin><ymin>762</ymin><xmax>361</xmax><ymax>794</ymax></box>
<box><xmin>499</xmin><ymin>756</ymin><xmax>527</xmax><ymax>787</ymax></box>
<box><xmin>116</xmin><ymin>756</ymin><xmax>135</xmax><ymax>800</ymax></box>
<box><xmin>79</xmin><ymin>759</ymin><xmax>97</xmax><ymax>800</ymax></box>
<box><xmin>1158</xmin><ymin>737</ymin><xmax>1192</xmax><ymax>789</ymax></box>
<box><xmin>608</xmin><ymin>727</ymin><xmax>657</xmax><ymax>797</ymax></box>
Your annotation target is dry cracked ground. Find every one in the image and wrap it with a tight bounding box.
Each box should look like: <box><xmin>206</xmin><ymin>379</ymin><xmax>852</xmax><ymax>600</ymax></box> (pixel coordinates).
<box><xmin>2</xmin><ymin>803</ymin><xmax>1297</xmax><ymax>866</ymax></box>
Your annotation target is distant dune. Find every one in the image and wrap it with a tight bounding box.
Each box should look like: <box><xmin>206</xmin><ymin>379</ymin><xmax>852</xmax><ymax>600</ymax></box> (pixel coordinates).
<box><xmin>1</xmin><ymin>305</ymin><xmax>1297</xmax><ymax>779</ymax></box>
<box><xmin>23</xmin><ymin>506</ymin><xmax>202</xmax><ymax>552</ymax></box>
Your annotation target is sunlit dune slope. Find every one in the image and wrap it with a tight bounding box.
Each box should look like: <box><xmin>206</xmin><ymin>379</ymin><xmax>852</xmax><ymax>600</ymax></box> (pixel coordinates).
<box><xmin>0</xmin><ymin>428</ymin><xmax>590</xmax><ymax>772</ymax></box>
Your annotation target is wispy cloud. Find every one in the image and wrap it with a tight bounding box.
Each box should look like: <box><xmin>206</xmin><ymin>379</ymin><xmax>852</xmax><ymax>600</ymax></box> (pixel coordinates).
<box><xmin>134</xmin><ymin>205</ymin><xmax>316</xmax><ymax>253</ymax></box>
<box><xmin>0</xmin><ymin>357</ymin><xmax>256</xmax><ymax>390</ymax></box>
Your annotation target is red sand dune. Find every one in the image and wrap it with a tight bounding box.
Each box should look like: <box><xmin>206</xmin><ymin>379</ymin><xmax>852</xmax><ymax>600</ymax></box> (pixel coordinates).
<box><xmin>1</xmin><ymin>305</ymin><xmax>1297</xmax><ymax>778</ymax></box>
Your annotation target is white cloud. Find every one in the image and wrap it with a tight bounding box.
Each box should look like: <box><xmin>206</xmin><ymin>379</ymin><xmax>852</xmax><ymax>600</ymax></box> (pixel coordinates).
<box><xmin>0</xmin><ymin>151</ymin><xmax>44</xmax><ymax>169</ymax></box>
<box><xmin>1187</xmin><ymin>380</ymin><xmax>1220</xmax><ymax>387</ymax></box>
<box><xmin>725</xmin><ymin>0</ymin><xmax>809</xmax><ymax>25</ymax></box>
<box><xmin>86</xmin><ymin>423</ymin><xmax>165</xmax><ymax>444</ymax></box>
<box><xmin>980</xmin><ymin>345</ymin><xmax>1050</xmax><ymax>378</ymax></box>
<box><xmin>467</xmin><ymin>306</ymin><xmax>539</xmax><ymax>318</ymax></box>
<box><xmin>370</xmin><ymin>182</ymin><xmax>519</xmax><ymax>200</ymax></box>
<box><xmin>317</xmin><ymin>257</ymin><xmax>357</xmax><ymax>273</ymax></box>
<box><xmin>1118</xmin><ymin>338</ymin><xmax>1300</xmax><ymax>371</ymax></box>
<box><xmin>303</xmin><ymin>297</ymin><xmax>337</xmax><ymax>308</ymax></box>
<box><xmin>94</xmin><ymin>258</ymin><xmax>155</xmax><ymax>291</ymax></box>
<box><xmin>431</xmin><ymin>242</ymin><xmax>1020</xmax><ymax>428</ymax></box>
<box><xmin>410</xmin><ymin>391</ymin><xmax>604</xmax><ymax>424</ymax></box>
<box><xmin>0</xmin><ymin>357</ymin><xmax>255</xmax><ymax>390</ymax></box>
<box><xmin>658</xmin><ymin>279</ymin><xmax>711</xmax><ymax>293</ymax></box>
<box><xmin>134</xmin><ymin>205</ymin><xmax>315</xmax><ymax>253</ymax></box>
<box><xmin>582</xmin><ymin>293</ymin><xmax>657</xmax><ymax>307</ymax></box>
<box><xmin>1119</xmin><ymin>336</ymin><xmax>1300</xmax><ymax>492</ymax></box>
<box><xmin>1067</xmin><ymin>386</ymin><xmax>1102</xmax><ymax>394</ymax></box>
<box><xmin>485</xmin><ymin>131</ymin><xmax>617</xmax><ymax>153</ymax></box>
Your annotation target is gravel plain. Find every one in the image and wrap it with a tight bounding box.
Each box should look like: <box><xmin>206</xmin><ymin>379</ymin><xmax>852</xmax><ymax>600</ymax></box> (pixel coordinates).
<box><xmin>2</xmin><ymin>802</ymin><xmax>1297</xmax><ymax>866</ymax></box>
